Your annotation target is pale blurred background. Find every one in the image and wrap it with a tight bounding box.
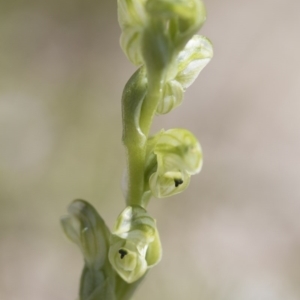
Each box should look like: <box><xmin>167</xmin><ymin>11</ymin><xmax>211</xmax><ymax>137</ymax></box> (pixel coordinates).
<box><xmin>1</xmin><ymin>0</ymin><xmax>300</xmax><ymax>299</ymax></box>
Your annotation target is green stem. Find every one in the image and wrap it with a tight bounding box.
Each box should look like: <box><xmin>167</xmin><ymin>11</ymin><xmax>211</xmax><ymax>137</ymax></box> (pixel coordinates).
<box><xmin>122</xmin><ymin>68</ymin><xmax>147</xmax><ymax>206</ymax></box>
<box><xmin>139</xmin><ymin>74</ymin><xmax>164</xmax><ymax>137</ymax></box>
<box><xmin>122</xmin><ymin>67</ymin><xmax>164</xmax><ymax>208</ymax></box>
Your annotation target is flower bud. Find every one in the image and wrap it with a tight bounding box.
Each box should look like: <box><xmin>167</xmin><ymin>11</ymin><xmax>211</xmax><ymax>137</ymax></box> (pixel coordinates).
<box><xmin>149</xmin><ymin>129</ymin><xmax>202</xmax><ymax>198</ymax></box>
<box><xmin>109</xmin><ymin>206</ymin><xmax>162</xmax><ymax>283</ymax></box>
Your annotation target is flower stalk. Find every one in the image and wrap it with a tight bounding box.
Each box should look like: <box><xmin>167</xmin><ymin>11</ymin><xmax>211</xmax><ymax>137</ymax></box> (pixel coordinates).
<box><xmin>61</xmin><ymin>0</ymin><xmax>213</xmax><ymax>299</ymax></box>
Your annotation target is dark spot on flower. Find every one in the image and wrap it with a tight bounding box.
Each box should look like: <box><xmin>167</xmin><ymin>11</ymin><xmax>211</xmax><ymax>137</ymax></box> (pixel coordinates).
<box><xmin>119</xmin><ymin>249</ymin><xmax>128</xmax><ymax>259</ymax></box>
<box><xmin>174</xmin><ymin>178</ymin><xmax>183</xmax><ymax>187</ymax></box>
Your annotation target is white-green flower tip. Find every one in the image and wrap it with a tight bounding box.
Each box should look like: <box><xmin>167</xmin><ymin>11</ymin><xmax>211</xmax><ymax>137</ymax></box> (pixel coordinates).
<box><xmin>157</xmin><ymin>80</ymin><xmax>184</xmax><ymax>114</ymax></box>
<box><xmin>157</xmin><ymin>35</ymin><xmax>213</xmax><ymax>114</ymax></box>
<box><xmin>61</xmin><ymin>199</ymin><xmax>110</xmax><ymax>270</ymax></box>
<box><xmin>109</xmin><ymin>205</ymin><xmax>162</xmax><ymax>283</ymax></box>
<box><xmin>118</xmin><ymin>0</ymin><xmax>207</xmax><ymax>67</ymax></box>
<box><xmin>175</xmin><ymin>35</ymin><xmax>213</xmax><ymax>89</ymax></box>
<box><xmin>118</xmin><ymin>0</ymin><xmax>146</xmax><ymax>65</ymax></box>
<box><xmin>149</xmin><ymin>128</ymin><xmax>202</xmax><ymax>198</ymax></box>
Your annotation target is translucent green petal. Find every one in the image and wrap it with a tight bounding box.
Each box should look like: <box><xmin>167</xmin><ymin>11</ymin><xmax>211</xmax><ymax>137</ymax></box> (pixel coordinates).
<box><xmin>155</xmin><ymin>128</ymin><xmax>203</xmax><ymax>174</ymax></box>
<box><xmin>149</xmin><ymin>169</ymin><xmax>190</xmax><ymax>198</ymax></box>
<box><xmin>146</xmin><ymin>230</ymin><xmax>162</xmax><ymax>266</ymax></box>
<box><xmin>176</xmin><ymin>35</ymin><xmax>213</xmax><ymax>89</ymax></box>
<box><xmin>118</xmin><ymin>0</ymin><xmax>147</xmax><ymax>28</ymax></box>
<box><xmin>120</xmin><ymin>28</ymin><xmax>143</xmax><ymax>66</ymax></box>
<box><xmin>109</xmin><ymin>238</ymin><xmax>148</xmax><ymax>283</ymax></box>
<box><xmin>156</xmin><ymin>80</ymin><xmax>184</xmax><ymax>114</ymax></box>
<box><xmin>118</xmin><ymin>0</ymin><xmax>147</xmax><ymax>65</ymax></box>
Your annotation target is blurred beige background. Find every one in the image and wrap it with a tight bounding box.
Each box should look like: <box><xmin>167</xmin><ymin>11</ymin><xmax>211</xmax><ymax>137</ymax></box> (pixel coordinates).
<box><xmin>1</xmin><ymin>0</ymin><xmax>300</xmax><ymax>299</ymax></box>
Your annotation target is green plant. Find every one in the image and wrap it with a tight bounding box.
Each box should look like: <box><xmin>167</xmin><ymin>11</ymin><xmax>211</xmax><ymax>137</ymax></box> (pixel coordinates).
<box><xmin>61</xmin><ymin>0</ymin><xmax>213</xmax><ymax>299</ymax></box>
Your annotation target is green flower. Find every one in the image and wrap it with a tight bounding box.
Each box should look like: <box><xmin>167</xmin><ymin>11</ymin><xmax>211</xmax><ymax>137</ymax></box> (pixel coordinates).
<box><xmin>118</xmin><ymin>0</ymin><xmax>208</xmax><ymax>72</ymax></box>
<box><xmin>109</xmin><ymin>205</ymin><xmax>162</xmax><ymax>283</ymax></box>
<box><xmin>148</xmin><ymin>128</ymin><xmax>202</xmax><ymax>198</ymax></box>
<box><xmin>157</xmin><ymin>35</ymin><xmax>213</xmax><ymax>114</ymax></box>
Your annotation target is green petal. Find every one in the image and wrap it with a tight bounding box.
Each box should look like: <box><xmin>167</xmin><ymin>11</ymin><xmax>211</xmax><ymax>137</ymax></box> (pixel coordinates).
<box><xmin>147</xmin><ymin>129</ymin><xmax>203</xmax><ymax>198</ymax></box>
<box><xmin>156</xmin><ymin>80</ymin><xmax>184</xmax><ymax>114</ymax></box>
<box><xmin>146</xmin><ymin>229</ymin><xmax>162</xmax><ymax>267</ymax></box>
<box><xmin>120</xmin><ymin>28</ymin><xmax>143</xmax><ymax>66</ymax></box>
<box><xmin>155</xmin><ymin>128</ymin><xmax>203</xmax><ymax>174</ymax></box>
<box><xmin>176</xmin><ymin>35</ymin><xmax>213</xmax><ymax>89</ymax></box>
<box><xmin>118</xmin><ymin>0</ymin><xmax>147</xmax><ymax>65</ymax></box>
<box><xmin>109</xmin><ymin>238</ymin><xmax>148</xmax><ymax>283</ymax></box>
<box><xmin>149</xmin><ymin>169</ymin><xmax>190</xmax><ymax>198</ymax></box>
<box><xmin>118</xmin><ymin>0</ymin><xmax>147</xmax><ymax>28</ymax></box>
<box><xmin>113</xmin><ymin>206</ymin><xmax>156</xmax><ymax>243</ymax></box>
